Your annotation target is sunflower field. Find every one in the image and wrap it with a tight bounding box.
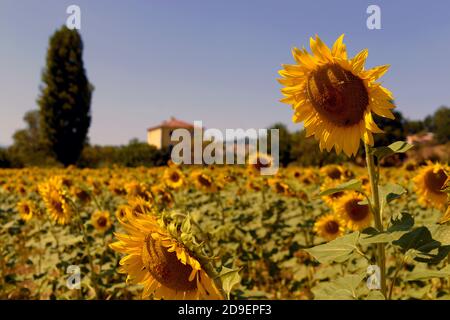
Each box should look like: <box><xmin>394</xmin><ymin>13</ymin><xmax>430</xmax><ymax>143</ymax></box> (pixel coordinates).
<box><xmin>1</xmin><ymin>34</ymin><xmax>449</xmax><ymax>301</ymax></box>
<box><xmin>1</xmin><ymin>158</ymin><xmax>449</xmax><ymax>300</ymax></box>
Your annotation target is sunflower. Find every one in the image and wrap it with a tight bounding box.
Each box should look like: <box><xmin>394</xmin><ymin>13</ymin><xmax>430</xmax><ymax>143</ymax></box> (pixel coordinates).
<box><xmin>298</xmin><ymin>168</ymin><xmax>318</xmax><ymax>185</ymax></box>
<box><xmin>334</xmin><ymin>192</ymin><xmax>372</xmax><ymax>231</ymax></box>
<box><xmin>38</xmin><ymin>177</ymin><xmax>72</xmax><ymax>225</ymax></box>
<box><xmin>70</xmin><ymin>185</ymin><xmax>91</xmax><ymax>203</ymax></box>
<box><xmin>163</xmin><ymin>167</ymin><xmax>185</xmax><ymax>190</ymax></box>
<box><xmin>413</xmin><ymin>162</ymin><xmax>449</xmax><ymax>210</ymax></box>
<box><xmin>320</xmin><ymin>178</ymin><xmax>346</xmax><ymax>208</ymax></box>
<box><xmin>126</xmin><ymin>197</ymin><xmax>154</xmax><ymax>219</ymax></box>
<box><xmin>125</xmin><ymin>182</ymin><xmax>152</xmax><ymax>201</ymax></box>
<box><xmin>151</xmin><ymin>184</ymin><xmax>174</xmax><ymax>208</ymax></box>
<box><xmin>91</xmin><ymin>210</ymin><xmax>112</xmax><ymax>233</ymax></box>
<box><xmin>115</xmin><ymin>204</ymin><xmax>129</xmax><ymax>223</ymax></box>
<box><xmin>190</xmin><ymin>170</ymin><xmax>217</xmax><ymax>192</ymax></box>
<box><xmin>247</xmin><ymin>152</ymin><xmax>276</xmax><ymax>176</ymax></box>
<box><xmin>278</xmin><ymin>34</ymin><xmax>395</xmax><ymax>156</ymax></box>
<box><xmin>17</xmin><ymin>199</ymin><xmax>36</xmax><ymax>222</ymax></box>
<box><xmin>109</xmin><ymin>213</ymin><xmax>222</xmax><ymax>299</ymax></box>
<box><xmin>320</xmin><ymin>165</ymin><xmax>346</xmax><ymax>181</ymax></box>
<box><xmin>267</xmin><ymin>178</ymin><xmax>294</xmax><ymax>196</ymax></box>
<box><xmin>313</xmin><ymin>214</ymin><xmax>346</xmax><ymax>241</ymax></box>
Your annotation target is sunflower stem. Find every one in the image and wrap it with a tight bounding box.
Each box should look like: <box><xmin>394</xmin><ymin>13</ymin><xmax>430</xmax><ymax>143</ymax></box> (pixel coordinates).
<box><xmin>364</xmin><ymin>142</ymin><xmax>387</xmax><ymax>298</ymax></box>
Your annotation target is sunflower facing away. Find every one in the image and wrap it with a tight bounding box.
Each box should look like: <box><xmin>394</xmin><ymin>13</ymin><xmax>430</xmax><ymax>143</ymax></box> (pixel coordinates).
<box><xmin>110</xmin><ymin>212</ymin><xmax>222</xmax><ymax>299</ymax></box>
<box><xmin>413</xmin><ymin>162</ymin><xmax>449</xmax><ymax>210</ymax></box>
<box><xmin>278</xmin><ymin>34</ymin><xmax>395</xmax><ymax>156</ymax></box>
<box><xmin>334</xmin><ymin>191</ymin><xmax>372</xmax><ymax>231</ymax></box>
<box><xmin>17</xmin><ymin>199</ymin><xmax>36</xmax><ymax>222</ymax></box>
<box><xmin>313</xmin><ymin>214</ymin><xmax>346</xmax><ymax>241</ymax></box>
<box><xmin>38</xmin><ymin>177</ymin><xmax>72</xmax><ymax>225</ymax></box>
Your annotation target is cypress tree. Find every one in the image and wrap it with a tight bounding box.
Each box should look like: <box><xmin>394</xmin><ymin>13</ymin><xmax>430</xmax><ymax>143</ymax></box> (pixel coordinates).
<box><xmin>38</xmin><ymin>26</ymin><xmax>93</xmax><ymax>166</ymax></box>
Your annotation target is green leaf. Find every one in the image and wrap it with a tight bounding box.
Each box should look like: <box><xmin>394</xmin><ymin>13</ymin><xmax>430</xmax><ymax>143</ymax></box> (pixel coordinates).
<box><xmin>312</xmin><ymin>274</ymin><xmax>365</xmax><ymax>300</ymax></box>
<box><xmin>318</xmin><ymin>179</ymin><xmax>362</xmax><ymax>197</ymax></box>
<box><xmin>359</xmin><ymin>213</ymin><xmax>414</xmax><ymax>245</ymax></box>
<box><xmin>406</xmin><ymin>265</ymin><xmax>450</xmax><ymax>281</ymax></box>
<box><xmin>373</xmin><ymin>141</ymin><xmax>414</xmax><ymax>159</ymax></box>
<box><xmin>391</xmin><ymin>226</ymin><xmax>450</xmax><ymax>263</ymax></box>
<box><xmin>305</xmin><ymin>232</ymin><xmax>359</xmax><ymax>264</ymax></box>
<box><xmin>379</xmin><ymin>184</ymin><xmax>407</xmax><ymax>211</ymax></box>
<box><xmin>387</xmin><ymin>212</ymin><xmax>415</xmax><ymax>232</ymax></box>
<box><xmin>181</xmin><ymin>214</ymin><xmax>191</xmax><ymax>234</ymax></box>
<box><xmin>219</xmin><ymin>266</ymin><xmax>242</xmax><ymax>299</ymax></box>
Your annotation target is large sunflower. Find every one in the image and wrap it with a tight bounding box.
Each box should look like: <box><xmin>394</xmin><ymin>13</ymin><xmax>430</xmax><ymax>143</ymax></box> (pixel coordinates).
<box><xmin>278</xmin><ymin>34</ymin><xmax>395</xmax><ymax>156</ymax></box>
<box><xmin>334</xmin><ymin>192</ymin><xmax>372</xmax><ymax>231</ymax></box>
<box><xmin>110</xmin><ymin>213</ymin><xmax>222</xmax><ymax>300</ymax></box>
<box><xmin>38</xmin><ymin>177</ymin><xmax>72</xmax><ymax>225</ymax></box>
<box><xmin>413</xmin><ymin>162</ymin><xmax>449</xmax><ymax>210</ymax></box>
<box><xmin>313</xmin><ymin>213</ymin><xmax>346</xmax><ymax>241</ymax></box>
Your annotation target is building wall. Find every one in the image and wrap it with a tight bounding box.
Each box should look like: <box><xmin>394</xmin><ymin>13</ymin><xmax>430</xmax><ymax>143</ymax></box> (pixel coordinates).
<box><xmin>148</xmin><ymin>127</ymin><xmax>196</xmax><ymax>149</ymax></box>
<box><xmin>161</xmin><ymin>127</ymin><xmax>195</xmax><ymax>149</ymax></box>
<box><xmin>147</xmin><ymin>128</ymin><xmax>162</xmax><ymax>149</ymax></box>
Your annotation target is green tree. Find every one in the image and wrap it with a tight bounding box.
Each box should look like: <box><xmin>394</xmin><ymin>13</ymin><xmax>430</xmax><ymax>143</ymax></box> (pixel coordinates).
<box><xmin>38</xmin><ymin>26</ymin><xmax>93</xmax><ymax>166</ymax></box>
<box><xmin>268</xmin><ymin>123</ymin><xmax>292</xmax><ymax>167</ymax></box>
<box><xmin>373</xmin><ymin>110</ymin><xmax>406</xmax><ymax>147</ymax></box>
<box><xmin>8</xmin><ymin>110</ymin><xmax>56</xmax><ymax>167</ymax></box>
<box><xmin>433</xmin><ymin>106</ymin><xmax>450</xmax><ymax>144</ymax></box>
<box><xmin>404</xmin><ymin>119</ymin><xmax>425</xmax><ymax>135</ymax></box>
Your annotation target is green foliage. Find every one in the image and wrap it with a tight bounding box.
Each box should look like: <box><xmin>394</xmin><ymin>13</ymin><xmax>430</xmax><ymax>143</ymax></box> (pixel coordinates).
<box><xmin>7</xmin><ymin>110</ymin><xmax>57</xmax><ymax>167</ymax></box>
<box><xmin>268</xmin><ymin>123</ymin><xmax>292</xmax><ymax>167</ymax></box>
<box><xmin>318</xmin><ymin>179</ymin><xmax>362</xmax><ymax>197</ymax></box>
<box><xmin>38</xmin><ymin>26</ymin><xmax>93</xmax><ymax>166</ymax></box>
<box><xmin>77</xmin><ymin>139</ymin><xmax>171</xmax><ymax>168</ymax></box>
<box><xmin>219</xmin><ymin>266</ymin><xmax>242</xmax><ymax>299</ymax></box>
<box><xmin>433</xmin><ymin>106</ymin><xmax>450</xmax><ymax>144</ymax></box>
<box><xmin>289</xmin><ymin>129</ymin><xmax>347</xmax><ymax>166</ymax></box>
<box><xmin>373</xmin><ymin>111</ymin><xmax>407</xmax><ymax>148</ymax></box>
<box><xmin>305</xmin><ymin>232</ymin><xmax>360</xmax><ymax>264</ymax></box>
<box><xmin>373</xmin><ymin>141</ymin><xmax>414</xmax><ymax>160</ymax></box>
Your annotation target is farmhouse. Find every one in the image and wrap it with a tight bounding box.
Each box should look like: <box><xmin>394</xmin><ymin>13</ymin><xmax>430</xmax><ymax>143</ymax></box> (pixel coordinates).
<box><xmin>147</xmin><ymin>117</ymin><xmax>195</xmax><ymax>149</ymax></box>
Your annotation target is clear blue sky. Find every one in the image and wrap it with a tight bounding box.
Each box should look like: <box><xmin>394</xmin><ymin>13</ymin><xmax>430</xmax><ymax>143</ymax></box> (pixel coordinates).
<box><xmin>1</xmin><ymin>0</ymin><xmax>449</xmax><ymax>146</ymax></box>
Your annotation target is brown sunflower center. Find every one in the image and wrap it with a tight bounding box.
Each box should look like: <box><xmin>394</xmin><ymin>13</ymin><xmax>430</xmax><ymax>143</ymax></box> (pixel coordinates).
<box><xmin>424</xmin><ymin>169</ymin><xmax>447</xmax><ymax>194</ymax></box>
<box><xmin>141</xmin><ymin>235</ymin><xmax>196</xmax><ymax>292</ymax></box>
<box><xmin>327</xmin><ymin>167</ymin><xmax>342</xmax><ymax>180</ymax></box>
<box><xmin>198</xmin><ymin>175</ymin><xmax>212</xmax><ymax>187</ymax></box>
<box><xmin>253</xmin><ymin>157</ymin><xmax>271</xmax><ymax>171</ymax></box>
<box><xmin>50</xmin><ymin>194</ymin><xmax>64</xmax><ymax>214</ymax></box>
<box><xmin>345</xmin><ymin>199</ymin><xmax>369</xmax><ymax>221</ymax></box>
<box><xmin>324</xmin><ymin>220</ymin><xmax>340</xmax><ymax>234</ymax></box>
<box><xmin>330</xmin><ymin>191</ymin><xmax>344</xmax><ymax>199</ymax></box>
<box><xmin>97</xmin><ymin>217</ymin><xmax>107</xmax><ymax>227</ymax></box>
<box><xmin>307</xmin><ymin>64</ymin><xmax>369</xmax><ymax>127</ymax></box>
<box><xmin>171</xmin><ymin>172</ymin><xmax>180</xmax><ymax>182</ymax></box>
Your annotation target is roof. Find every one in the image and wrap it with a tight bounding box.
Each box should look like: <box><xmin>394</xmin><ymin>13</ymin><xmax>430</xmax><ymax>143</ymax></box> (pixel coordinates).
<box><xmin>147</xmin><ymin>117</ymin><xmax>194</xmax><ymax>131</ymax></box>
